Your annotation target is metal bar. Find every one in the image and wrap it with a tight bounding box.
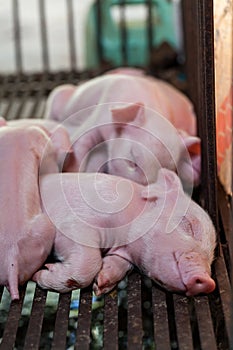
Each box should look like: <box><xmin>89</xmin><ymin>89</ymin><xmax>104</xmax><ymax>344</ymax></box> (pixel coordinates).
<box><xmin>51</xmin><ymin>292</ymin><xmax>72</xmax><ymax>350</ymax></box>
<box><xmin>165</xmin><ymin>292</ymin><xmax>178</xmax><ymax>349</ymax></box>
<box><xmin>214</xmin><ymin>246</ymin><xmax>231</xmax><ymax>340</ymax></box>
<box><xmin>182</xmin><ymin>0</ymin><xmax>219</xmax><ymax>240</ymax></box>
<box><xmin>118</xmin><ymin>277</ymin><xmax>128</xmax><ymax>349</ymax></box>
<box><xmin>194</xmin><ymin>296</ymin><xmax>217</xmax><ymax>350</ymax></box>
<box><xmin>24</xmin><ymin>286</ymin><xmax>48</xmax><ymax>350</ymax></box>
<box><xmin>96</xmin><ymin>0</ymin><xmax>103</xmax><ymax>64</ymax></box>
<box><xmin>74</xmin><ymin>289</ymin><xmax>92</xmax><ymax>349</ymax></box>
<box><xmin>127</xmin><ymin>273</ymin><xmax>143</xmax><ymax>349</ymax></box>
<box><xmin>0</xmin><ymin>285</ymin><xmax>26</xmax><ymax>349</ymax></box>
<box><xmin>67</xmin><ymin>0</ymin><xmax>77</xmax><ymax>71</ymax></box>
<box><xmin>146</xmin><ymin>0</ymin><xmax>153</xmax><ymax>56</ymax></box>
<box><xmin>13</xmin><ymin>0</ymin><xmax>23</xmax><ymax>75</ymax></box>
<box><xmin>103</xmin><ymin>292</ymin><xmax>118</xmax><ymax>348</ymax></box>
<box><xmin>39</xmin><ymin>0</ymin><xmax>49</xmax><ymax>72</ymax></box>
<box><xmin>197</xmin><ymin>0</ymin><xmax>218</xmax><ymax>228</ymax></box>
<box><xmin>218</xmin><ymin>183</ymin><xmax>233</xmax><ymax>268</ymax></box>
<box><xmin>173</xmin><ymin>294</ymin><xmax>193</xmax><ymax>349</ymax></box>
<box><xmin>119</xmin><ymin>0</ymin><xmax>128</xmax><ymax>65</ymax></box>
<box><xmin>152</xmin><ymin>287</ymin><xmax>170</xmax><ymax>350</ymax></box>
<box><xmin>141</xmin><ymin>276</ymin><xmax>154</xmax><ymax>348</ymax></box>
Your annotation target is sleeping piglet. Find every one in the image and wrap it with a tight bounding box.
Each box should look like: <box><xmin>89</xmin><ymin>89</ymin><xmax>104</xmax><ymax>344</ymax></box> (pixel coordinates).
<box><xmin>44</xmin><ymin>71</ymin><xmax>201</xmax><ymax>187</ymax></box>
<box><xmin>0</xmin><ymin>124</ymin><xmax>68</xmax><ymax>300</ymax></box>
<box><xmin>33</xmin><ymin>169</ymin><xmax>216</xmax><ymax>297</ymax></box>
<box><xmin>2</xmin><ymin>117</ymin><xmax>72</xmax><ymax>170</ymax></box>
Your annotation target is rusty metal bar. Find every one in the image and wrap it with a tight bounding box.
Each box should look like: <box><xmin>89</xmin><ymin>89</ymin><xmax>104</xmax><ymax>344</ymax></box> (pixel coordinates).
<box><xmin>103</xmin><ymin>292</ymin><xmax>118</xmax><ymax>347</ymax></box>
<box><xmin>152</xmin><ymin>287</ymin><xmax>170</xmax><ymax>350</ymax></box>
<box><xmin>127</xmin><ymin>273</ymin><xmax>143</xmax><ymax>348</ymax></box>
<box><xmin>96</xmin><ymin>0</ymin><xmax>104</xmax><ymax>65</ymax></box>
<box><xmin>182</xmin><ymin>0</ymin><xmax>218</xmax><ymax>231</ymax></box>
<box><xmin>0</xmin><ymin>285</ymin><xmax>26</xmax><ymax>349</ymax></box>
<box><xmin>24</xmin><ymin>287</ymin><xmax>48</xmax><ymax>350</ymax></box>
<box><xmin>67</xmin><ymin>0</ymin><xmax>77</xmax><ymax>71</ymax></box>
<box><xmin>119</xmin><ymin>0</ymin><xmax>128</xmax><ymax>65</ymax></box>
<box><xmin>194</xmin><ymin>296</ymin><xmax>217</xmax><ymax>350</ymax></box>
<box><xmin>146</xmin><ymin>0</ymin><xmax>153</xmax><ymax>56</ymax></box>
<box><xmin>74</xmin><ymin>289</ymin><xmax>92</xmax><ymax>349</ymax></box>
<box><xmin>39</xmin><ymin>0</ymin><xmax>49</xmax><ymax>73</ymax></box>
<box><xmin>51</xmin><ymin>292</ymin><xmax>72</xmax><ymax>350</ymax></box>
<box><xmin>13</xmin><ymin>0</ymin><xmax>23</xmax><ymax>75</ymax></box>
<box><xmin>173</xmin><ymin>294</ymin><xmax>193</xmax><ymax>349</ymax></box>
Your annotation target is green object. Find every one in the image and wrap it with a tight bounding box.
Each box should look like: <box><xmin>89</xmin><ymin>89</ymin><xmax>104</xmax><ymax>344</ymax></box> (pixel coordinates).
<box><xmin>85</xmin><ymin>0</ymin><xmax>179</xmax><ymax>69</ymax></box>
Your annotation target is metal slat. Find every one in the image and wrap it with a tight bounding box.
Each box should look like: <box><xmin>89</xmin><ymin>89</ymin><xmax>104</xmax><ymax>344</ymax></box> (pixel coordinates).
<box><xmin>39</xmin><ymin>0</ymin><xmax>49</xmax><ymax>73</ymax></box>
<box><xmin>127</xmin><ymin>273</ymin><xmax>143</xmax><ymax>349</ymax></box>
<box><xmin>173</xmin><ymin>295</ymin><xmax>193</xmax><ymax>350</ymax></box>
<box><xmin>96</xmin><ymin>0</ymin><xmax>104</xmax><ymax>65</ymax></box>
<box><xmin>74</xmin><ymin>289</ymin><xmax>92</xmax><ymax>349</ymax></box>
<box><xmin>152</xmin><ymin>287</ymin><xmax>170</xmax><ymax>350</ymax></box>
<box><xmin>13</xmin><ymin>0</ymin><xmax>23</xmax><ymax>75</ymax></box>
<box><xmin>141</xmin><ymin>277</ymin><xmax>154</xmax><ymax>348</ymax></box>
<box><xmin>51</xmin><ymin>292</ymin><xmax>72</xmax><ymax>349</ymax></box>
<box><xmin>103</xmin><ymin>292</ymin><xmax>118</xmax><ymax>348</ymax></box>
<box><xmin>146</xmin><ymin>0</ymin><xmax>153</xmax><ymax>55</ymax></box>
<box><xmin>0</xmin><ymin>285</ymin><xmax>26</xmax><ymax>349</ymax></box>
<box><xmin>24</xmin><ymin>286</ymin><xmax>48</xmax><ymax>350</ymax></box>
<box><xmin>182</xmin><ymin>0</ymin><xmax>218</xmax><ymax>231</ymax></box>
<box><xmin>119</xmin><ymin>0</ymin><xmax>128</xmax><ymax>66</ymax></box>
<box><xmin>214</xmin><ymin>249</ymin><xmax>231</xmax><ymax>339</ymax></box>
<box><xmin>66</xmin><ymin>0</ymin><xmax>77</xmax><ymax>71</ymax></box>
<box><xmin>194</xmin><ymin>296</ymin><xmax>217</xmax><ymax>350</ymax></box>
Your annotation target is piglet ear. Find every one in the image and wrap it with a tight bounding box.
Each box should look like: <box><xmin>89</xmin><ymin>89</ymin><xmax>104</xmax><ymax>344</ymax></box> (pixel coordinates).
<box><xmin>111</xmin><ymin>102</ymin><xmax>145</xmax><ymax>125</ymax></box>
<box><xmin>45</xmin><ymin>84</ymin><xmax>76</xmax><ymax>121</ymax></box>
<box><xmin>141</xmin><ymin>168</ymin><xmax>183</xmax><ymax>200</ymax></box>
<box><xmin>0</xmin><ymin>116</ymin><xmax>7</xmax><ymax>126</ymax></box>
<box><xmin>50</xmin><ymin>125</ymin><xmax>73</xmax><ymax>154</ymax></box>
<box><xmin>179</xmin><ymin>134</ymin><xmax>201</xmax><ymax>186</ymax></box>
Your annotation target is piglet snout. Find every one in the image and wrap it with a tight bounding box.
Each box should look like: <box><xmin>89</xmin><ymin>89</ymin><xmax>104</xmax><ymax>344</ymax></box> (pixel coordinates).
<box><xmin>185</xmin><ymin>273</ymin><xmax>216</xmax><ymax>296</ymax></box>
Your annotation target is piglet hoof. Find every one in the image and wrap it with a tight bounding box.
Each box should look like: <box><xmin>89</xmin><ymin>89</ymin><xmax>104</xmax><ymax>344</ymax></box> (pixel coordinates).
<box><xmin>93</xmin><ymin>276</ymin><xmax>116</xmax><ymax>296</ymax></box>
<box><xmin>185</xmin><ymin>274</ymin><xmax>216</xmax><ymax>296</ymax></box>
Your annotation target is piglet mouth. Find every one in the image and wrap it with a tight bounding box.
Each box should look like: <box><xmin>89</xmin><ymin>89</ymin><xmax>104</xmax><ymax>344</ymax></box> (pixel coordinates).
<box><xmin>152</xmin><ymin>277</ymin><xmax>187</xmax><ymax>294</ymax></box>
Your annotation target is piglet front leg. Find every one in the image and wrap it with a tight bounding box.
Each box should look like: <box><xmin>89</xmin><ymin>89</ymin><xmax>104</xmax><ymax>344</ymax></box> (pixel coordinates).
<box><xmin>33</xmin><ymin>240</ymin><xmax>102</xmax><ymax>293</ymax></box>
<box><xmin>93</xmin><ymin>255</ymin><xmax>133</xmax><ymax>296</ymax></box>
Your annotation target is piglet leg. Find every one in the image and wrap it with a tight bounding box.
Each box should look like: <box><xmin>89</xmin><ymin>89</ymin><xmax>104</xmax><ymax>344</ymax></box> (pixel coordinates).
<box><xmin>93</xmin><ymin>255</ymin><xmax>133</xmax><ymax>296</ymax></box>
<box><xmin>32</xmin><ymin>248</ymin><xmax>102</xmax><ymax>293</ymax></box>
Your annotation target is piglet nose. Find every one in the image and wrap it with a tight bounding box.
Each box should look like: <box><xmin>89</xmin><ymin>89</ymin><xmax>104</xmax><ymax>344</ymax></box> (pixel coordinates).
<box><xmin>185</xmin><ymin>274</ymin><xmax>216</xmax><ymax>296</ymax></box>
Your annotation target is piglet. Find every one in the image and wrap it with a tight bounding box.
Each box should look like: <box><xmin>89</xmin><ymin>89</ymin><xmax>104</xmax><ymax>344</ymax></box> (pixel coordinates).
<box><xmin>0</xmin><ymin>125</ymin><xmax>64</xmax><ymax>300</ymax></box>
<box><xmin>33</xmin><ymin>169</ymin><xmax>216</xmax><ymax>296</ymax></box>
<box><xmin>44</xmin><ymin>71</ymin><xmax>201</xmax><ymax>187</ymax></box>
<box><xmin>5</xmin><ymin>117</ymin><xmax>72</xmax><ymax>170</ymax></box>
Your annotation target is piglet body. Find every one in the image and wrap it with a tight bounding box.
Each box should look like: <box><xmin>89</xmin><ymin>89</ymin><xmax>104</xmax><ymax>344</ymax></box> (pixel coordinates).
<box><xmin>34</xmin><ymin>169</ymin><xmax>216</xmax><ymax>296</ymax></box>
<box><xmin>0</xmin><ymin>126</ymin><xmax>62</xmax><ymax>299</ymax></box>
<box><xmin>45</xmin><ymin>71</ymin><xmax>201</xmax><ymax>186</ymax></box>
<box><xmin>6</xmin><ymin>118</ymin><xmax>72</xmax><ymax>170</ymax></box>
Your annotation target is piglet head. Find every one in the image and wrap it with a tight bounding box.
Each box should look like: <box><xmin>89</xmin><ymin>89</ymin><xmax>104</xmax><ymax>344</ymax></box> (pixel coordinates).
<box><xmin>108</xmin><ymin>103</ymin><xmax>181</xmax><ymax>185</ymax></box>
<box><xmin>139</xmin><ymin>168</ymin><xmax>216</xmax><ymax>296</ymax></box>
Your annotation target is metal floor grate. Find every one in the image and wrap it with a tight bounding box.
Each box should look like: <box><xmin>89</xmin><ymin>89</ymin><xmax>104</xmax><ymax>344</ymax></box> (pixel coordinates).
<box><xmin>0</xmin><ymin>78</ymin><xmax>232</xmax><ymax>350</ymax></box>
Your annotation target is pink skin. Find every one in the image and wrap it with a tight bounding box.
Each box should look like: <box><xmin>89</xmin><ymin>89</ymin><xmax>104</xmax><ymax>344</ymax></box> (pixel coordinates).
<box><xmin>6</xmin><ymin>118</ymin><xmax>72</xmax><ymax>170</ymax></box>
<box><xmin>33</xmin><ymin>169</ymin><xmax>216</xmax><ymax>297</ymax></box>
<box><xmin>0</xmin><ymin>125</ymin><xmax>65</xmax><ymax>300</ymax></box>
<box><xmin>44</xmin><ymin>69</ymin><xmax>201</xmax><ymax>187</ymax></box>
